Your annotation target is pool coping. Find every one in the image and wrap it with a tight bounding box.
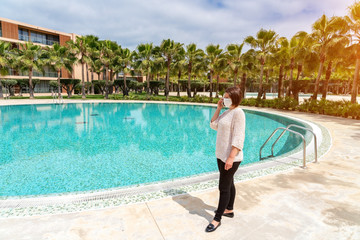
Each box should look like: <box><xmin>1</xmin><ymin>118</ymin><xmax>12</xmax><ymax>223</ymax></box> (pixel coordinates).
<box><xmin>0</xmin><ymin>100</ymin><xmax>331</xmax><ymax>218</ymax></box>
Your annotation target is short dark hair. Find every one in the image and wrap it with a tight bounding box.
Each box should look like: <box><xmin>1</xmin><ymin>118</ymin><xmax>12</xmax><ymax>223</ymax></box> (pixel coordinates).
<box><xmin>225</xmin><ymin>87</ymin><xmax>241</xmax><ymax>107</ymax></box>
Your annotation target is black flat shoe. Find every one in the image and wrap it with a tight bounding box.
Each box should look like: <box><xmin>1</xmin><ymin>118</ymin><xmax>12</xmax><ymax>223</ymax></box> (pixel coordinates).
<box><xmin>205</xmin><ymin>222</ymin><xmax>221</xmax><ymax>232</ymax></box>
<box><xmin>214</xmin><ymin>210</ymin><xmax>234</xmax><ymax>218</ymax></box>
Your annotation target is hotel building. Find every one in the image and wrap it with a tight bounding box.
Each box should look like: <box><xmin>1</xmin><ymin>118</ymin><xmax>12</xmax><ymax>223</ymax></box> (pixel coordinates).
<box><xmin>0</xmin><ymin>17</ymin><xmax>102</xmax><ymax>93</ymax></box>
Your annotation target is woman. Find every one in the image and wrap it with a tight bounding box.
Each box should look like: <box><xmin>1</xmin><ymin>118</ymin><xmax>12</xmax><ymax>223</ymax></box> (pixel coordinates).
<box><xmin>206</xmin><ymin>87</ymin><xmax>246</xmax><ymax>232</ymax></box>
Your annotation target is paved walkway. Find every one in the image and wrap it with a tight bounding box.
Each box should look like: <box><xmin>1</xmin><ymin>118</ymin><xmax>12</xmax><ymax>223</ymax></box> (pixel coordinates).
<box><xmin>0</xmin><ymin>101</ymin><xmax>359</xmax><ymax>239</ymax></box>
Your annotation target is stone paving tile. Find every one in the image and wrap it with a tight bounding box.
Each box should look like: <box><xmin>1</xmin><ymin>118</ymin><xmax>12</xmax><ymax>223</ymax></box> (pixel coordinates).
<box><xmin>0</xmin><ymin>204</ymin><xmax>163</xmax><ymax>240</ymax></box>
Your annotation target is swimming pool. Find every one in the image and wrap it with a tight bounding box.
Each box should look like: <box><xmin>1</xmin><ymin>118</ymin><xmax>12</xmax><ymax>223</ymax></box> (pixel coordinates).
<box><xmin>0</xmin><ymin>103</ymin><xmax>310</xmax><ymax>197</ymax></box>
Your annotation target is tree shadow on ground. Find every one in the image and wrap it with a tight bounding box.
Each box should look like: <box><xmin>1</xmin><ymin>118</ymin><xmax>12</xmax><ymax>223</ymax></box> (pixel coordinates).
<box><xmin>163</xmin><ymin>190</ymin><xmax>215</xmax><ymax>222</ymax></box>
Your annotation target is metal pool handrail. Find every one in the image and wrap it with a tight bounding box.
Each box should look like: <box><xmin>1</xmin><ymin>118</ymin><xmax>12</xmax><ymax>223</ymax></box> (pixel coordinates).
<box><xmin>259</xmin><ymin>127</ymin><xmax>307</xmax><ymax>168</ymax></box>
<box><xmin>270</xmin><ymin>124</ymin><xmax>317</xmax><ymax>163</ymax></box>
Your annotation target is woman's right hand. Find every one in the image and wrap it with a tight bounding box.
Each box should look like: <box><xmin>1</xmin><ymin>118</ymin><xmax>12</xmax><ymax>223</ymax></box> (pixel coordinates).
<box><xmin>217</xmin><ymin>98</ymin><xmax>224</xmax><ymax>109</ymax></box>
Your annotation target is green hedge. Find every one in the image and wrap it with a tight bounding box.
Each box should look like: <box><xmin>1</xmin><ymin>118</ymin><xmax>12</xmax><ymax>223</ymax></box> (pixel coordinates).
<box><xmin>240</xmin><ymin>97</ymin><xmax>360</xmax><ymax>119</ymax></box>
<box><xmin>6</xmin><ymin>91</ymin><xmax>359</xmax><ymax>119</ymax></box>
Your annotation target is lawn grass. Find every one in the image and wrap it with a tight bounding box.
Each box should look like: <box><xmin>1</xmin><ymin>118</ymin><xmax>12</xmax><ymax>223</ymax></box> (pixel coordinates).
<box><xmin>8</xmin><ymin>92</ymin><xmax>219</xmax><ymax>103</ymax></box>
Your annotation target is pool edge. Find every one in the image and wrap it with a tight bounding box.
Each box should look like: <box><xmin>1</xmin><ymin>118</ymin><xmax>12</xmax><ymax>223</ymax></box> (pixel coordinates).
<box><xmin>0</xmin><ymin>101</ymin><xmax>332</xmax><ymax>218</ymax></box>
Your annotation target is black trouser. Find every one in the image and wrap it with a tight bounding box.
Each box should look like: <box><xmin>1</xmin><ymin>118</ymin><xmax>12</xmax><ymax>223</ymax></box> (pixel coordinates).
<box><xmin>214</xmin><ymin>158</ymin><xmax>241</xmax><ymax>222</ymax></box>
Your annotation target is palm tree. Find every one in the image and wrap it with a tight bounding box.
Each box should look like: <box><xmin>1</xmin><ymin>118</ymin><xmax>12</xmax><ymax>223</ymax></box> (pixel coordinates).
<box><xmin>284</xmin><ymin>34</ymin><xmax>306</xmax><ymax>97</ymax></box>
<box><xmin>157</xmin><ymin>39</ymin><xmax>184</xmax><ymax>100</ymax></box>
<box><xmin>184</xmin><ymin>43</ymin><xmax>204</xmax><ymax>97</ymax></box>
<box><xmin>273</xmin><ymin>37</ymin><xmax>290</xmax><ymax>98</ymax></box>
<box><xmin>151</xmin><ymin>55</ymin><xmax>165</xmax><ymax>82</ymax></box>
<box><xmin>321</xmin><ymin>37</ymin><xmax>349</xmax><ymax>100</ymax></box>
<box><xmin>245</xmin><ymin>29</ymin><xmax>278</xmax><ymax>99</ymax></box>
<box><xmin>44</xmin><ymin>43</ymin><xmax>76</xmax><ymax>98</ymax></box>
<box><xmin>346</xmin><ymin>1</ymin><xmax>360</xmax><ymax>103</ymax></box>
<box><xmin>308</xmin><ymin>14</ymin><xmax>348</xmax><ymax>100</ymax></box>
<box><xmin>68</xmin><ymin>36</ymin><xmax>90</xmax><ymax>99</ymax></box>
<box><xmin>85</xmin><ymin>35</ymin><xmax>100</xmax><ymax>94</ymax></box>
<box><xmin>99</xmin><ymin>40</ymin><xmax>119</xmax><ymax>99</ymax></box>
<box><xmin>0</xmin><ymin>41</ymin><xmax>11</xmax><ymax>99</ymax></box>
<box><xmin>119</xmin><ymin>47</ymin><xmax>134</xmax><ymax>96</ymax></box>
<box><xmin>171</xmin><ymin>47</ymin><xmax>186</xmax><ymax>96</ymax></box>
<box><xmin>91</xmin><ymin>58</ymin><xmax>103</xmax><ymax>83</ymax></box>
<box><xmin>226</xmin><ymin>43</ymin><xmax>244</xmax><ymax>87</ymax></box>
<box><xmin>214</xmin><ymin>54</ymin><xmax>227</xmax><ymax>97</ymax></box>
<box><xmin>240</xmin><ymin>49</ymin><xmax>257</xmax><ymax>100</ymax></box>
<box><xmin>292</xmin><ymin>31</ymin><xmax>309</xmax><ymax>82</ymax></box>
<box><xmin>136</xmin><ymin>43</ymin><xmax>154</xmax><ymax>94</ymax></box>
<box><xmin>88</xmin><ymin>48</ymin><xmax>101</xmax><ymax>94</ymax></box>
<box><xmin>13</xmin><ymin>42</ymin><xmax>44</xmax><ymax>99</ymax></box>
<box><xmin>205</xmin><ymin>44</ymin><xmax>224</xmax><ymax>99</ymax></box>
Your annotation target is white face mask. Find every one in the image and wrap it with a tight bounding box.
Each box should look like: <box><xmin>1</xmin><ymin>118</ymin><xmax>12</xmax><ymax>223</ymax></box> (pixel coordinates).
<box><xmin>223</xmin><ymin>97</ymin><xmax>232</xmax><ymax>108</ymax></box>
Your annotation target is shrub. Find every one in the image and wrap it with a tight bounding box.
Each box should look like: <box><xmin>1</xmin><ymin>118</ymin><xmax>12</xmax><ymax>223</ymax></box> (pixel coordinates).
<box><xmin>241</xmin><ymin>98</ymin><xmax>258</xmax><ymax>107</ymax></box>
<box><xmin>49</xmin><ymin>80</ymin><xmax>59</xmax><ymax>92</ymax></box>
<box><xmin>60</xmin><ymin>78</ymin><xmax>81</xmax><ymax>98</ymax></box>
<box><xmin>1</xmin><ymin>79</ymin><xmax>17</xmax><ymax>96</ymax></box>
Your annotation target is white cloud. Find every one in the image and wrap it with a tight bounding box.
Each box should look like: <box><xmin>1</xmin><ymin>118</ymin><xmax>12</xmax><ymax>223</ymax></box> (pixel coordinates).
<box><xmin>0</xmin><ymin>0</ymin><xmax>352</xmax><ymax>50</ymax></box>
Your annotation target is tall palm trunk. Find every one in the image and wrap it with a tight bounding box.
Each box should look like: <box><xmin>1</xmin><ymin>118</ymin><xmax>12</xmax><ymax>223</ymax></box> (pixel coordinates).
<box><xmin>29</xmin><ymin>68</ymin><xmax>34</xmax><ymax>99</ymax></box>
<box><xmin>91</xmin><ymin>72</ymin><xmax>94</xmax><ymax>94</ymax></box>
<box><xmin>0</xmin><ymin>81</ymin><xmax>3</xmax><ymax>99</ymax></box>
<box><xmin>146</xmin><ymin>72</ymin><xmax>150</xmax><ymax>94</ymax></box>
<box><xmin>312</xmin><ymin>57</ymin><xmax>325</xmax><ymax>100</ymax></box>
<box><xmin>177</xmin><ymin>80</ymin><xmax>180</xmax><ymax>97</ymax></box>
<box><xmin>265</xmin><ymin>69</ymin><xmax>269</xmax><ymax>83</ymax></box>
<box><xmin>233</xmin><ymin>70</ymin><xmax>238</xmax><ymax>87</ymax></box>
<box><xmin>123</xmin><ymin>68</ymin><xmax>128</xmax><ymax>96</ymax></box>
<box><xmin>216</xmin><ymin>75</ymin><xmax>220</xmax><ymax>98</ymax></box>
<box><xmin>86</xmin><ymin>63</ymin><xmax>89</xmax><ymax>94</ymax></box>
<box><xmin>241</xmin><ymin>72</ymin><xmax>247</xmax><ymax>100</ymax></box>
<box><xmin>57</xmin><ymin>70</ymin><xmax>61</xmax><ymax>99</ymax></box>
<box><xmin>263</xmin><ymin>69</ymin><xmax>269</xmax><ymax>99</ymax></box>
<box><xmin>257</xmin><ymin>62</ymin><xmax>264</xmax><ymax>100</ymax></box>
<box><xmin>347</xmin><ymin>77</ymin><xmax>351</xmax><ymax>94</ymax></box>
<box><xmin>296</xmin><ymin>64</ymin><xmax>303</xmax><ymax>81</ymax></box>
<box><xmin>165</xmin><ymin>58</ymin><xmax>171</xmax><ymax>101</ymax></box>
<box><xmin>96</xmin><ymin>72</ymin><xmax>102</xmax><ymax>94</ymax></box>
<box><xmin>81</xmin><ymin>62</ymin><xmax>86</xmax><ymax>99</ymax></box>
<box><xmin>105</xmin><ymin>66</ymin><xmax>109</xmax><ymax>99</ymax></box>
<box><xmin>278</xmin><ymin>65</ymin><xmax>284</xmax><ymax>98</ymax></box>
<box><xmin>187</xmin><ymin>63</ymin><xmax>192</xmax><ymax>97</ymax></box>
<box><xmin>177</xmin><ymin>70</ymin><xmax>181</xmax><ymax>97</ymax></box>
<box><xmin>321</xmin><ymin>61</ymin><xmax>332</xmax><ymax>100</ymax></box>
<box><xmin>351</xmin><ymin>58</ymin><xmax>360</xmax><ymax>103</ymax></box>
<box><xmin>209</xmin><ymin>70</ymin><xmax>213</xmax><ymax>99</ymax></box>
<box><xmin>287</xmin><ymin>57</ymin><xmax>295</xmax><ymax>97</ymax></box>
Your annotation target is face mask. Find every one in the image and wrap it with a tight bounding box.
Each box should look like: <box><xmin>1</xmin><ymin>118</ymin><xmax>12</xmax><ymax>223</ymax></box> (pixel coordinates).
<box><xmin>223</xmin><ymin>98</ymin><xmax>232</xmax><ymax>108</ymax></box>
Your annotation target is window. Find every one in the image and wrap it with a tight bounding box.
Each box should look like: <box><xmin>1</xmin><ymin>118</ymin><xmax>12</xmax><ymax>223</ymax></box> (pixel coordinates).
<box><xmin>30</xmin><ymin>31</ymin><xmax>59</xmax><ymax>45</ymax></box>
<box><xmin>18</xmin><ymin>27</ymin><xmax>60</xmax><ymax>45</ymax></box>
<box><xmin>19</xmin><ymin>28</ymin><xmax>29</xmax><ymax>41</ymax></box>
<box><xmin>33</xmin><ymin>66</ymin><xmax>58</xmax><ymax>78</ymax></box>
<box><xmin>31</xmin><ymin>31</ymin><xmax>46</xmax><ymax>44</ymax></box>
<box><xmin>46</xmin><ymin>34</ymin><xmax>59</xmax><ymax>45</ymax></box>
<box><xmin>0</xmin><ymin>22</ymin><xmax>2</xmax><ymax>37</ymax></box>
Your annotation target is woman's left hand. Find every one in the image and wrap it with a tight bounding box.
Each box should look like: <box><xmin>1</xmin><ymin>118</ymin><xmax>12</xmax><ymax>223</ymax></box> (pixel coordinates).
<box><xmin>225</xmin><ymin>157</ymin><xmax>234</xmax><ymax>170</ymax></box>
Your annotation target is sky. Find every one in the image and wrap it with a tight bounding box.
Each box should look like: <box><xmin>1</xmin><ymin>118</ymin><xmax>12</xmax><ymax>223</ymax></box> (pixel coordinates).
<box><xmin>0</xmin><ymin>0</ymin><xmax>353</xmax><ymax>50</ymax></box>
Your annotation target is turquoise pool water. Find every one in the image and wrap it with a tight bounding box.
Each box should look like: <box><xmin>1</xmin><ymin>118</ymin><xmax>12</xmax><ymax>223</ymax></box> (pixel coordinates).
<box><xmin>0</xmin><ymin>103</ymin><xmax>308</xmax><ymax>196</ymax></box>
